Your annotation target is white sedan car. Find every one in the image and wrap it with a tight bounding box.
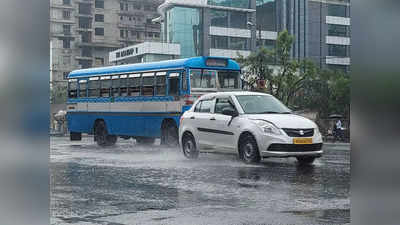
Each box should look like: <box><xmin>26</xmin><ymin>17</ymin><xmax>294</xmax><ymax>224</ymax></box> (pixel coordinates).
<box><xmin>179</xmin><ymin>92</ymin><xmax>323</xmax><ymax>164</ymax></box>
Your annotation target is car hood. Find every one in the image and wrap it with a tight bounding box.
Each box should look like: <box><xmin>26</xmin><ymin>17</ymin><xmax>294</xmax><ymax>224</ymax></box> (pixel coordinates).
<box><xmin>243</xmin><ymin>114</ymin><xmax>317</xmax><ymax>129</ymax></box>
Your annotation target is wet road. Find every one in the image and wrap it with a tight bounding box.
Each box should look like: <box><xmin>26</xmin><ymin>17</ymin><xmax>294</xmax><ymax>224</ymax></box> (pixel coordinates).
<box><xmin>50</xmin><ymin>136</ymin><xmax>350</xmax><ymax>225</ymax></box>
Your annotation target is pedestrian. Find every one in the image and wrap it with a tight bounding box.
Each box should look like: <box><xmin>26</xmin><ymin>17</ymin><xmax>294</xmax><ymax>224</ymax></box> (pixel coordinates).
<box><xmin>334</xmin><ymin>119</ymin><xmax>343</xmax><ymax>141</ymax></box>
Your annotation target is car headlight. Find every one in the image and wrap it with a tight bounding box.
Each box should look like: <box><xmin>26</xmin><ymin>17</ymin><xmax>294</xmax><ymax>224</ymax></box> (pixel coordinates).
<box><xmin>253</xmin><ymin>120</ymin><xmax>282</xmax><ymax>135</ymax></box>
<box><xmin>315</xmin><ymin>126</ymin><xmax>321</xmax><ymax>135</ymax></box>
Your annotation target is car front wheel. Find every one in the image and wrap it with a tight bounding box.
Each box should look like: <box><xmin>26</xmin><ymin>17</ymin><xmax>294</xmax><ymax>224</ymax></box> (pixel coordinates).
<box><xmin>239</xmin><ymin>134</ymin><xmax>261</xmax><ymax>164</ymax></box>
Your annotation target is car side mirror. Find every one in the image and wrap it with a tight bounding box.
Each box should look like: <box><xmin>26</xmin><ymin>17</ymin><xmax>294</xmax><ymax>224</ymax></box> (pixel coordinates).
<box><xmin>222</xmin><ymin>108</ymin><xmax>238</xmax><ymax>117</ymax></box>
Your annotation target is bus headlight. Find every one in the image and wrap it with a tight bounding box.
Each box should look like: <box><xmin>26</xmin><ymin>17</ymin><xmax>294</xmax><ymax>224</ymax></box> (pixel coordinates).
<box><xmin>254</xmin><ymin>120</ymin><xmax>282</xmax><ymax>135</ymax></box>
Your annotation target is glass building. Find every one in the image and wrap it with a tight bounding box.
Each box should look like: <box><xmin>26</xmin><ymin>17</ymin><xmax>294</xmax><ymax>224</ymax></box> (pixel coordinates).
<box><xmin>157</xmin><ymin>0</ymin><xmax>351</xmax><ymax>72</ymax></box>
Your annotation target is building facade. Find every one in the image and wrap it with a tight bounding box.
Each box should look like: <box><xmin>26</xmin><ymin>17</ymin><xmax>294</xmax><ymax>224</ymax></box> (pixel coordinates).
<box><xmin>157</xmin><ymin>0</ymin><xmax>351</xmax><ymax>72</ymax></box>
<box><xmin>50</xmin><ymin>0</ymin><xmax>164</xmax><ymax>89</ymax></box>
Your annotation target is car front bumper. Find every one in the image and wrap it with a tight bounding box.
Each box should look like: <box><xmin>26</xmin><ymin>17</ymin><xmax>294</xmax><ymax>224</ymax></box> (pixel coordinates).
<box><xmin>257</xmin><ymin>132</ymin><xmax>324</xmax><ymax>158</ymax></box>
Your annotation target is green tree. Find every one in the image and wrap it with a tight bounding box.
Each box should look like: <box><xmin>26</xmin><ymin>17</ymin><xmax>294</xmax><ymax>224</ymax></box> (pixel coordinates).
<box><xmin>239</xmin><ymin>30</ymin><xmax>318</xmax><ymax>107</ymax></box>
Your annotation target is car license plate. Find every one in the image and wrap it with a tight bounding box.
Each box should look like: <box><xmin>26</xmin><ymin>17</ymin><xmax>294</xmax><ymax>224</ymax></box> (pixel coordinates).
<box><xmin>293</xmin><ymin>138</ymin><xmax>313</xmax><ymax>144</ymax></box>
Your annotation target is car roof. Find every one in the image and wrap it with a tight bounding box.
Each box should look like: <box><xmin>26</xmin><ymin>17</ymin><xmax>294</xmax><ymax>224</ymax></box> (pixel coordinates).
<box><xmin>198</xmin><ymin>91</ymin><xmax>272</xmax><ymax>100</ymax></box>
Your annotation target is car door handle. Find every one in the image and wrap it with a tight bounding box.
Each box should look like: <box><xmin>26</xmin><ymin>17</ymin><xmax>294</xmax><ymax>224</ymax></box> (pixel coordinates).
<box><xmin>190</xmin><ymin>116</ymin><xmax>195</xmax><ymax>119</ymax></box>
<box><xmin>210</xmin><ymin>117</ymin><xmax>216</xmax><ymax>121</ymax></box>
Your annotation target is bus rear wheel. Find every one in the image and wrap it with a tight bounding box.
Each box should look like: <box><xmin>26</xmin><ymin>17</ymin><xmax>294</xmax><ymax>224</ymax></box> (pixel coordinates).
<box><xmin>161</xmin><ymin>120</ymin><xmax>179</xmax><ymax>147</ymax></box>
<box><xmin>94</xmin><ymin>121</ymin><xmax>117</xmax><ymax>147</ymax></box>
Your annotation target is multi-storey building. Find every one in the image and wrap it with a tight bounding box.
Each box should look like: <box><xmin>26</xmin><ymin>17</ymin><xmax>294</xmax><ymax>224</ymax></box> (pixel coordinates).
<box><xmin>157</xmin><ymin>0</ymin><xmax>351</xmax><ymax>72</ymax></box>
<box><xmin>50</xmin><ymin>0</ymin><xmax>164</xmax><ymax>89</ymax></box>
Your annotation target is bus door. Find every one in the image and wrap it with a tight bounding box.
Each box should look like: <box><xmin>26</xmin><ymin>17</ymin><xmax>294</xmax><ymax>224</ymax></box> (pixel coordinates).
<box><xmin>167</xmin><ymin>71</ymin><xmax>181</xmax><ymax>113</ymax></box>
<box><xmin>167</xmin><ymin>71</ymin><xmax>180</xmax><ymax>97</ymax></box>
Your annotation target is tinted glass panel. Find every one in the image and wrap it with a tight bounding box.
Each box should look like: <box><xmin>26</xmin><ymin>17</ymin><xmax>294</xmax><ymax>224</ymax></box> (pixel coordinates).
<box><xmin>328</xmin><ymin>44</ymin><xmax>348</xmax><ymax>57</ymax></box>
<box><xmin>218</xmin><ymin>71</ymin><xmax>240</xmax><ymax>89</ymax></box>
<box><xmin>328</xmin><ymin>24</ymin><xmax>348</xmax><ymax>37</ymax></box>
<box><xmin>215</xmin><ymin>98</ymin><xmax>235</xmax><ymax>114</ymax></box>
<box><xmin>236</xmin><ymin>95</ymin><xmax>291</xmax><ymax>114</ymax></box>
<box><xmin>200</xmin><ymin>100</ymin><xmax>213</xmax><ymax>113</ymax></box>
<box><xmin>328</xmin><ymin>4</ymin><xmax>347</xmax><ymax>17</ymax></box>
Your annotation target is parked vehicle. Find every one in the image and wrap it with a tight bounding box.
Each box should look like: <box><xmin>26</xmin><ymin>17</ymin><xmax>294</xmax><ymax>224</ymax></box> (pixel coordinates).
<box><xmin>179</xmin><ymin>92</ymin><xmax>323</xmax><ymax>165</ymax></box>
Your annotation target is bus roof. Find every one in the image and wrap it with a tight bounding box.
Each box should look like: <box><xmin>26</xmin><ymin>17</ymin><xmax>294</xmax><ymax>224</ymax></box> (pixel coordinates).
<box><xmin>68</xmin><ymin>56</ymin><xmax>240</xmax><ymax>78</ymax></box>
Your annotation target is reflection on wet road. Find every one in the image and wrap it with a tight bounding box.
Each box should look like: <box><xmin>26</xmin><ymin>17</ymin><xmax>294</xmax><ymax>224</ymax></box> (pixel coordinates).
<box><xmin>51</xmin><ymin>137</ymin><xmax>350</xmax><ymax>225</ymax></box>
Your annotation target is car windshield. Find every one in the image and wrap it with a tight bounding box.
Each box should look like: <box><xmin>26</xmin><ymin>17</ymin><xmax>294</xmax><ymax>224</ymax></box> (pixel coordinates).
<box><xmin>236</xmin><ymin>95</ymin><xmax>292</xmax><ymax>114</ymax></box>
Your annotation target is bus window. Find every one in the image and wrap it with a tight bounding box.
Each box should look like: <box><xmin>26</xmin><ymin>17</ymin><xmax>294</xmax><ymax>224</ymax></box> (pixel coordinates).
<box><xmin>79</xmin><ymin>80</ymin><xmax>87</xmax><ymax>98</ymax></box>
<box><xmin>218</xmin><ymin>71</ymin><xmax>240</xmax><ymax>89</ymax></box>
<box><xmin>190</xmin><ymin>69</ymin><xmax>216</xmax><ymax>89</ymax></box>
<box><xmin>88</xmin><ymin>77</ymin><xmax>100</xmax><ymax>97</ymax></box>
<box><xmin>142</xmin><ymin>72</ymin><xmax>154</xmax><ymax>96</ymax></box>
<box><xmin>100</xmin><ymin>76</ymin><xmax>111</xmax><ymax>97</ymax></box>
<box><xmin>156</xmin><ymin>72</ymin><xmax>166</xmax><ymax>96</ymax></box>
<box><xmin>68</xmin><ymin>79</ymin><xmax>78</xmax><ymax>98</ymax></box>
<box><xmin>112</xmin><ymin>76</ymin><xmax>119</xmax><ymax>97</ymax></box>
<box><xmin>128</xmin><ymin>74</ymin><xmax>141</xmax><ymax>96</ymax></box>
<box><xmin>190</xmin><ymin>69</ymin><xmax>201</xmax><ymax>88</ymax></box>
<box><xmin>120</xmin><ymin>75</ymin><xmax>128</xmax><ymax>96</ymax></box>
<box><xmin>168</xmin><ymin>72</ymin><xmax>179</xmax><ymax>96</ymax></box>
<box><xmin>201</xmin><ymin>70</ymin><xmax>216</xmax><ymax>88</ymax></box>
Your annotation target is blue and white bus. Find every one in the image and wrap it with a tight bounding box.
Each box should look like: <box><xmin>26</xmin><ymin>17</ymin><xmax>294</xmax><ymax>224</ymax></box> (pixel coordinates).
<box><xmin>66</xmin><ymin>56</ymin><xmax>241</xmax><ymax>146</ymax></box>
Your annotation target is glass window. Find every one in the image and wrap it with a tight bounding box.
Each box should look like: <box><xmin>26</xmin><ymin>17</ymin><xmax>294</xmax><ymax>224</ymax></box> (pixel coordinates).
<box><xmin>63</xmin><ymin>0</ymin><xmax>71</xmax><ymax>5</ymax></box>
<box><xmin>79</xmin><ymin>81</ymin><xmax>87</xmax><ymax>98</ymax></box>
<box><xmin>128</xmin><ymin>75</ymin><xmax>141</xmax><ymax>96</ymax></box>
<box><xmin>166</xmin><ymin>7</ymin><xmax>202</xmax><ymax>58</ymax></box>
<box><xmin>230</xmin><ymin>37</ymin><xmax>249</xmax><ymax>50</ymax></box>
<box><xmin>190</xmin><ymin>69</ymin><xmax>217</xmax><ymax>89</ymax></box>
<box><xmin>236</xmin><ymin>95</ymin><xmax>291</xmax><ymax>114</ymax></box>
<box><xmin>95</xmin><ymin>14</ymin><xmax>104</xmax><ymax>22</ymax></box>
<box><xmin>208</xmin><ymin>0</ymin><xmax>249</xmax><ymax>9</ymax></box>
<box><xmin>112</xmin><ymin>77</ymin><xmax>120</xmax><ymax>97</ymax></box>
<box><xmin>256</xmin><ymin>0</ymin><xmax>276</xmax><ymax>31</ymax></box>
<box><xmin>95</xmin><ymin>28</ymin><xmax>104</xmax><ymax>36</ymax></box>
<box><xmin>199</xmin><ymin>100</ymin><xmax>213</xmax><ymax>113</ymax></box>
<box><xmin>68</xmin><ymin>80</ymin><xmax>78</xmax><ymax>98</ymax></box>
<box><xmin>328</xmin><ymin>44</ymin><xmax>348</xmax><ymax>57</ymax></box>
<box><xmin>215</xmin><ymin>98</ymin><xmax>235</xmax><ymax>114</ymax></box>
<box><xmin>101</xmin><ymin>78</ymin><xmax>111</xmax><ymax>97</ymax></box>
<box><xmin>211</xmin><ymin>36</ymin><xmax>228</xmax><ymax>49</ymax></box>
<box><xmin>95</xmin><ymin>0</ymin><xmax>104</xmax><ymax>9</ymax></box>
<box><xmin>120</xmin><ymin>77</ymin><xmax>128</xmax><ymax>96</ymax></box>
<box><xmin>142</xmin><ymin>73</ymin><xmax>154</xmax><ymax>96</ymax></box>
<box><xmin>328</xmin><ymin>4</ymin><xmax>348</xmax><ymax>17</ymax></box>
<box><xmin>88</xmin><ymin>78</ymin><xmax>100</xmax><ymax>97</ymax></box>
<box><xmin>63</xmin><ymin>39</ymin><xmax>70</xmax><ymax>49</ymax></box>
<box><xmin>218</xmin><ymin>71</ymin><xmax>240</xmax><ymax>89</ymax></box>
<box><xmin>230</xmin><ymin>11</ymin><xmax>247</xmax><ymax>29</ymax></box>
<box><xmin>168</xmin><ymin>74</ymin><xmax>179</xmax><ymax>96</ymax></box>
<box><xmin>156</xmin><ymin>73</ymin><xmax>166</xmax><ymax>96</ymax></box>
<box><xmin>328</xmin><ymin>24</ymin><xmax>348</xmax><ymax>37</ymax></box>
<box><xmin>210</xmin><ymin>10</ymin><xmax>228</xmax><ymax>27</ymax></box>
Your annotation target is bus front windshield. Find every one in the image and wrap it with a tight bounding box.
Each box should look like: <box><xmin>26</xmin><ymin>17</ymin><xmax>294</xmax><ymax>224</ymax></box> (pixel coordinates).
<box><xmin>190</xmin><ymin>69</ymin><xmax>240</xmax><ymax>90</ymax></box>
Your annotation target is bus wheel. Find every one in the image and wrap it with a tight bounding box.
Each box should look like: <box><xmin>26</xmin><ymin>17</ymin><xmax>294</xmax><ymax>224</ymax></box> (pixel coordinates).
<box><xmin>136</xmin><ymin>137</ymin><xmax>155</xmax><ymax>145</ymax></box>
<box><xmin>94</xmin><ymin>121</ymin><xmax>117</xmax><ymax>147</ymax></box>
<box><xmin>161</xmin><ymin>120</ymin><xmax>179</xmax><ymax>147</ymax></box>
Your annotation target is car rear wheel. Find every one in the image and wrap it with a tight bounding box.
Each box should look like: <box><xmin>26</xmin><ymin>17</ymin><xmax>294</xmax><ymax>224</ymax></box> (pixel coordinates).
<box><xmin>94</xmin><ymin>121</ymin><xmax>117</xmax><ymax>147</ymax></box>
<box><xmin>239</xmin><ymin>134</ymin><xmax>261</xmax><ymax>164</ymax></box>
<box><xmin>182</xmin><ymin>132</ymin><xmax>198</xmax><ymax>159</ymax></box>
<box><xmin>296</xmin><ymin>156</ymin><xmax>316</xmax><ymax>165</ymax></box>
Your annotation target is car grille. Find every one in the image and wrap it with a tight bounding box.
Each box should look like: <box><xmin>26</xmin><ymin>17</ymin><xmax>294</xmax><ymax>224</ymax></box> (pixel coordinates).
<box><xmin>267</xmin><ymin>143</ymin><xmax>323</xmax><ymax>152</ymax></box>
<box><xmin>282</xmin><ymin>128</ymin><xmax>314</xmax><ymax>137</ymax></box>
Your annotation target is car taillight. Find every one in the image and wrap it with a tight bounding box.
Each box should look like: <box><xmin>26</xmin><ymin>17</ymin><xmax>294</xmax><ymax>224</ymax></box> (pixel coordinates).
<box><xmin>180</xmin><ymin>116</ymin><xmax>184</xmax><ymax>124</ymax></box>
